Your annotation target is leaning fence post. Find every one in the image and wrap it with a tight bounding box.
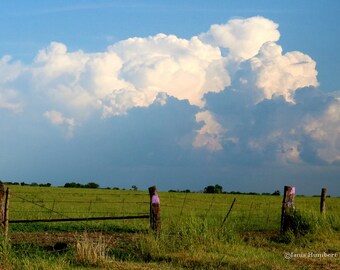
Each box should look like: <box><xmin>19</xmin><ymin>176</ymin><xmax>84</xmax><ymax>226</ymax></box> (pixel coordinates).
<box><xmin>320</xmin><ymin>188</ymin><xmax>327</xmax><ymax>214</ymax></box>
<box><xmin>4</xmin><ymin>188</ymin><xmax>10</xmax><ymax>240</ymax></box>
<box><xmin>221</xmin><ymin>197</ymin><xmax>236</xmax><ymax>228</ymax></box>
<box><xmin>148</xmin><ymin>186</ymin><xmax>160</xmax><ymax>234</ymax></box>
<box><xmin>280</xmin><ymin>186</ymin><xmax>295</xmax><ymax>233</ymax></box>
<box><xmin>0</xmin><ymin>184</ymin><xmax>4</xmax><ymax>228</ymax></box>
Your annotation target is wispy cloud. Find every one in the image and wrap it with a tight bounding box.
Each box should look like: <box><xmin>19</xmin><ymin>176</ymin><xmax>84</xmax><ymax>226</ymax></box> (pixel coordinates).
<box><xmin>44</xmin><ymin>110</ymin><xmax>76</xmax><ymax>139</ymax></box>
<box><xmin>4</xmin><ymin>2</ymin><xmax>168</xmax><ymax>17</ymax></box>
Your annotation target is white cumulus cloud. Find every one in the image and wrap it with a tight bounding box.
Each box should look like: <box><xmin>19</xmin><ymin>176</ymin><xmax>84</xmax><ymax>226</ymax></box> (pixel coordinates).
<box><xmin>30</xmin><ymin>34</ymin><xmax>230</xmax><ymax>118</ymax></box>
<box><xmin>109</xmin><ymin>34</ymin><xmax>230</xmax><ymax>108</ymax></box>
<box><xmin>199</xmin><ymin>16</ymin><xmax>280</xmax><ymax>59</ymax></box>
<box><xmin>237</xmin><ymin>42</ymin><xmax>318</xmax><ymax>103</ymax></box>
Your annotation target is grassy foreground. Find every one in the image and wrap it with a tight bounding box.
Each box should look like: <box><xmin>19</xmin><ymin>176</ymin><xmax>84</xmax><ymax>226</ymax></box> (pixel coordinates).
<box><xmin>0</xmin><ymin>185</ymin><xmax>339</xmax><ymax>269</ymax></box>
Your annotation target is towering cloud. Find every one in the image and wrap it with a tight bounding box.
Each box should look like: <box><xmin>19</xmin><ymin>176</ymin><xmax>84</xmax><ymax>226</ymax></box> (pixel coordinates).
<box><xmin>1</xmin><ymin>16</ymin><xmax>338</xmax><ymax>169</ymax></box>
<box><xmin>30</xmin><ymin>34</ymin><xmax>230</xmax><ymax>118</ymax></box>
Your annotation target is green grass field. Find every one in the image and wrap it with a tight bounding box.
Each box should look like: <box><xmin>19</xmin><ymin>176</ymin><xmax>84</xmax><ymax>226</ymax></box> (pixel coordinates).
<box><xmin>1</xmin><ymin>185</ymin><xmax>339</xmax><ymax>269</ymax></box>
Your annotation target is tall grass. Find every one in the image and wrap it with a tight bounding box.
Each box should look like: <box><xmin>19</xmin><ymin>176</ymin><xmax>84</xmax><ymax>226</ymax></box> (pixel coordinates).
<box><xmin>75</xmin><ymin>232</ymin><xmax>111</xmax><ymax>266</ymax></box>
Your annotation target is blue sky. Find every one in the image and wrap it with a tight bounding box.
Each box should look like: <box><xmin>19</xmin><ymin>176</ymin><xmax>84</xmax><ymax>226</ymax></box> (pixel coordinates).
<box><xmin>1</xmin><ymin>1</ymin><xmax>339</xmax><ymax>195</ymax></box>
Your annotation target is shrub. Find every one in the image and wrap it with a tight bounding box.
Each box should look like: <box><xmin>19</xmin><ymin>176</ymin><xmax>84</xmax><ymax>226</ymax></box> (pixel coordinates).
<box><xmin>283</xmin><ymin>211</ymin><xmax>323</xmax><ymax>236</ymax></box>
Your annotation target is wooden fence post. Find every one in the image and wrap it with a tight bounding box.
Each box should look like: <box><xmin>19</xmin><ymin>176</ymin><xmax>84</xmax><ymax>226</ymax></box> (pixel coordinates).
<box><xmin>320</xmin><ymin>188</ymin><xmax>327</xmax><ymax>214</ymax></box>
<box><xmin>221</xmin><ymin>198</ymin><xmax>236</xmax><ymax>228</ymax></box>
<box><xmin>0</xmin><ymin>184</ymin><xmax>4</xmax><ymax>229</ymax></box>
<box><xmin>280</xmin><ymin>186</ymin><xmax>295</xmax><ymax>233</ymax></box>
<box><xmin>148</xmin><ymin>186</ymin><xmax>160</xmax><ymax>235</ymax></box>
<box><xmin>4</xmin><ymin>188</ymin><xmax>10</xmax><ymax>240</ymax></box>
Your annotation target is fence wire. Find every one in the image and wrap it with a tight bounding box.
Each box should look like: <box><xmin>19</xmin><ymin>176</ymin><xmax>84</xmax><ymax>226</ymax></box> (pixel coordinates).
<box><xmin>6</xmin><ymin>188</ymin><xmax>334</xmax><ymax>232</ymax></box>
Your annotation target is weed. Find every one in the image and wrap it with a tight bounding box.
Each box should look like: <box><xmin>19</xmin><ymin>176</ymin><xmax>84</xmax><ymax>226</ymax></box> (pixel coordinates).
<box><xmin>74</xmin><ymin>232</ymin><xmax>112</xmax><ymax>266</ymax></box>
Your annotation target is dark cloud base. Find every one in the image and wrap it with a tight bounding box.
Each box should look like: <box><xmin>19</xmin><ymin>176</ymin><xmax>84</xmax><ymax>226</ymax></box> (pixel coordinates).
<box><xmin>1</xmin><ymin>88</ymin><xmax>339</xmax><ymax>196</ymax></box>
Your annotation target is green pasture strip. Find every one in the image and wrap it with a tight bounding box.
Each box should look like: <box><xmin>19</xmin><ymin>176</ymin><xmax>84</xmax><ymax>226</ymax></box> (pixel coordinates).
<box><xmin>4</xmin><ymin>185</ymin><xmax>340</xmax><ymax>233</ymax></box>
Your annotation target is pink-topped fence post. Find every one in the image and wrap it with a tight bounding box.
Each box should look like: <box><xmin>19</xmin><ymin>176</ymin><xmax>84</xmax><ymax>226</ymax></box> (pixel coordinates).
<box><xmin>148</xmin><ymin>186</ymin><xmax>160</xmax><ymax>234</ymax></box>
<box><xmin>280</xmin><ymin>186</ymin><xmax>295</xmax><ymax>233</ymax></box>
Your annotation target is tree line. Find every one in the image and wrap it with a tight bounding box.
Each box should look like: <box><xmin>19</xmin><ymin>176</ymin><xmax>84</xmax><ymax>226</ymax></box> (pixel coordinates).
<box><xmin>0</xmin><ymin>181</ymin><xmax>51</xmax><ymax>187</ymax></box>
<box><xmin>1</xmin><ymin>180</ymin><xmax>280</xmax><ymax>195</ymax></box>
<box><xmin>0</xmin><ymin>180</ymin><xmax>138</xmax><ymax>190</ymax></box>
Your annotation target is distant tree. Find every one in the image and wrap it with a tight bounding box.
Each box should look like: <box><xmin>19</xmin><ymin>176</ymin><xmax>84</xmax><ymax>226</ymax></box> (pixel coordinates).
<box><xmin>131</xmin><ymin>185</ymin><xmax>138</xmax><ymax>191</ymax></box>
<box><xmin>39</xmin><ymin>183</ymin><xmax>51</xmax><ymax>187</ymax></box>
<box><xmin>204</xmin><ymin>185</ymin><xmax>215</xmax><ymax>193</ymax></box>
<box><xmin>272</xmin><ymin>190</ymin><xmax>280</xmax><ymax>196</ymax></box>
<box><xmin>214</xmin><ymin>184</ymin><xmax>223</xmax><ymax>194</ymax></box>
<box><xmin>112</xmin><ymin>187</ymin><xmax>120</xmax><ymax>190</ymax></box>
<box><xmin>168</xmin><ymin>189</ymin><xmax>177</xmax><ymax>193</ymax></box>
<box><xmin>64</xmin><ymin>182</ymin><xmax>81</xmax><ymax>188</ymax></box>
<box><xmin>85</xmin><ymin>182</ymin><xmax>99</xmax><ymax>189</ymax></box>
<box><xmin>204</xmin><ymin>184</ymin><xmax>223</xmax><ymax>194</ymax></box>
<box><xmin>31</xmin><ymin>182</ymin><xmax>38</xmax><ymax>186</ymax></box>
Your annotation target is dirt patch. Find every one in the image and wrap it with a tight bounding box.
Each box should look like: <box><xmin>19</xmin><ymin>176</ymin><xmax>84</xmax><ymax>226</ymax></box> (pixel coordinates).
<box><xmin>9</xmin><ymin>231</ymin><xmax>131</xmax><ymax>249</ymax></box>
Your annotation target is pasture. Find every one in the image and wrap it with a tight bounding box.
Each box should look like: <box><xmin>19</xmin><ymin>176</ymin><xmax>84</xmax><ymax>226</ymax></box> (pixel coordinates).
<box><xmin>1</xmin><ymin>185</ymin><xmax>339</xmax><ymax>269</ymax></box>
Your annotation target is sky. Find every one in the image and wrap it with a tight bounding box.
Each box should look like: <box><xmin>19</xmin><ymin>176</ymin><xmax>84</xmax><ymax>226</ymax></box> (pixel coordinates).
<box><xmin>1</xmin><ymin>0</ymin><xmax>340</xmax><ymax>196</ymax></box>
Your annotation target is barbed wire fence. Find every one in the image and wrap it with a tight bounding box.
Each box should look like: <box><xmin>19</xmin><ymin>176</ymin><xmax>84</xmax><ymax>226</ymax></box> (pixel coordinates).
<box><xmin>1</xmin><ymin>184</ymin><xmax>332</xmax><ymax>239</ymax></box>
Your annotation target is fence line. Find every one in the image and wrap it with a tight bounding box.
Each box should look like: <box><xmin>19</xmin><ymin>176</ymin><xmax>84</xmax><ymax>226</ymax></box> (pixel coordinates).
<box><xmin>3</xmin><ymin>185</ymin><xmax>335</xmax><ymax>235</ymax></box>
<box><xmin>10</xmin><ymin>191</ymin><xmax>282</xmax><ymax>223</ymax></box>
